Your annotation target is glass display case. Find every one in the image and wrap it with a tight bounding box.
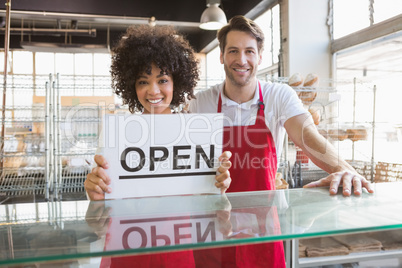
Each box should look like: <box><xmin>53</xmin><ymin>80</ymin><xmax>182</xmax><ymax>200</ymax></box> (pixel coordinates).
<box><xmin>1</xmin><ymin>182</ymin><xmax>402</xmax><ymax>267</ymax></box>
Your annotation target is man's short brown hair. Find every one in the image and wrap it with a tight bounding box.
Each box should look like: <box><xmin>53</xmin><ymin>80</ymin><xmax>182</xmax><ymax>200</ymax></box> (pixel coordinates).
<box><xmin>217</xmin><ymin>15</ymin><xmax>265</xmax><ymax>53</ymax></box>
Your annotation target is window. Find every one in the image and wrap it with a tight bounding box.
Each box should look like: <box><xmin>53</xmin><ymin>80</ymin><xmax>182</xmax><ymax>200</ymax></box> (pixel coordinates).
<box><xmin>35</xmin><ymin>53</ymin><xmax>55</xmax><ymax>75</ymax></box>
<box><xmin>333</xmin><ymin>0</ymin><xmax>402</xmax><ymax>39</ymax></box>
<box><xmin>373</xmin><ymin>0</ymin><xmax>402</xmax><ymax>24</ymax></box>
<box><xmin>334</xmin><ymin>10</ymin><xmax>402</xmax><ymax>164</ymax></box>
<box><xmin>255</xmin><ymin>5</ymin><xmax>280</xmax><ymax>70</ymax></box>
<box><xmin>74</xmin><ymin>53</ymin><xmax>93</xmax><ymax>76</ymax></box>
<box><xmin>13</xmin><ymin>51</ymin><xmax>33</xmax><ymax>74</ymax></box>
<box><xmin>55</xmin><ymin>53</ymin><xmax>74</xmax><ymax>75</ymax></box>
<box><xmin>94</xmin><ymin>53</ymin><xmax>111</xmax><ymax>75</ymax></box>
<box><xmin>205</xmin><ymin>46</ymin><xmax>224</xmax><ymax>90</ymax></box>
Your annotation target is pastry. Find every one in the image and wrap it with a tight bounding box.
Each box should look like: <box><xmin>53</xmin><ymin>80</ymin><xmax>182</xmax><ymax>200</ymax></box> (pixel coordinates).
<box><xmin>299</xmin><ymin>73</ymin><xmax>318</xmax><ymax>104</ymax></box>
<box><xmin>301</xmin><ymin>237</ymin><xmax>349</xmax><ymax>257</ymax></box>
<box><xmin>303</xmin><ymin>73</ymin><xmax>319</xmax><ymax>87</ymax></box>
<box><xmin>333</xmin><ymin>234</ymin><xmax>382</xmax><ymax>253</ymax></box>
<box><xmin>346</xmin><ymin>128</ymin><xmax>368</xmax><ymax>142</ymax></box>
<box><xmin>288</xmin><ymin>73</ymin><xmax>303</xmax><ymax>87</ymax></box>
<box><xmin>309</xmin><ymin>108</ymin><xmax>320</xmax><ymax>125</ymax></box>
<box><xmin>275</xmin><ymin>172</ymin><xmax>283</xmax><ymax>188</ymax></box>
<box><xmin>328</xmin><ymin>129</ymin><xmax>348</xmax><ymax>141</ymax></box>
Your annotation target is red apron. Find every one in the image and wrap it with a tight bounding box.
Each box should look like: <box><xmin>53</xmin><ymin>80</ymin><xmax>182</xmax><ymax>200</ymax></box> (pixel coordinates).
<box><xmin>193</xmin><ymin>82</ymin><xmax>285</xmax><ymax>267</ymax></box>
<box><xmin>101</xmin><ymin>251</ymin><xmax>195</xmax><ymax>268</ymax></box>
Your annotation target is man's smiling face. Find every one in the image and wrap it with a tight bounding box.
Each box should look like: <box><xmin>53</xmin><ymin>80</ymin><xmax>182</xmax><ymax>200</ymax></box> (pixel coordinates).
<box><xmin>220</xmin><ymin>30</ymin><xmax>262</xmax><ymax>87</ymax></box>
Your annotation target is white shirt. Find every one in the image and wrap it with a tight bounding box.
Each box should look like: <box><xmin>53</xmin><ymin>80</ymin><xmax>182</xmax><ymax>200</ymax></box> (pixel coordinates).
<box><xmin>188</xmin><ymin>80</ymin><xmax>307</xmax><ymax>161</ymax></box>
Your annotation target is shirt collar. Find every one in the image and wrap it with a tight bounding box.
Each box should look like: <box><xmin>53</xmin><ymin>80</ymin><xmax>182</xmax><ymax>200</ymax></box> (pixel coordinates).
<box><xmin>220</xmin><ymin>81</ymin><xmax>260</xmax><ymax>109</ymax></box>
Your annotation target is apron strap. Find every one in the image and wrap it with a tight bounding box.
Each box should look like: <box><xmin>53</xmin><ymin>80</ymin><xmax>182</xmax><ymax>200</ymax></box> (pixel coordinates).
<box><xmin>257</xmin><ymin>82</ymin><xmax>265</xmax><ymax>118</ymax></box>
<box><xmin>218</xmin><ymin>81</ymin><xmax>265</xmax><ymax>116</ymax></box>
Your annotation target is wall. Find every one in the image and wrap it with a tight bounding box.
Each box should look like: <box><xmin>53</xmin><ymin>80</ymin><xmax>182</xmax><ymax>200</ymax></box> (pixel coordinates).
<box><xmin>284</xmin><ymin>0</ymin><xmax>332</xmax><ymax>84</ymax></box>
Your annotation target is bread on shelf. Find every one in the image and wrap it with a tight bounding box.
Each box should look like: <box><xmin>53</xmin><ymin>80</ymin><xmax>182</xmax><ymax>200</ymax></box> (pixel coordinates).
<box><xmin>299</xmin><ymin>73</ymin><xmax>319</xmax><ymax>104</ymax></box>
<box><xmin>309</xmin><ymin>108</ymin><xmax>320</xmax><ymax>125</ymax></box>
<box><xmin>288</xmin><ymin>73</ymin><xmax>304</xmax><ymax>87</ymax></box>
<box><xmin>303</xmin><ymin>73</ymin><xmax>319</xmax><ymax>87</ymax></box>
<box><xmin>275</xmin><ymin>172</ymin><xmax>289</xmax><ymax>190</ymax></box>
<box><xmin>328</xmin><ymin>129</ymin><xmax>348</xmax><ymax>141</ymax></box>
<box><xmin>346</xmin><ymin>128</ymin><xmax>368</xmax><ymax>142</ymax></box>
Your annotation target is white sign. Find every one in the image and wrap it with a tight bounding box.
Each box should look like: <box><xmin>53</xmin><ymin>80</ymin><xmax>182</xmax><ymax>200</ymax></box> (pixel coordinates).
<box><xmin>103</xmin><ymin>113</ymin><xmax>224</xmax><ymax>199</ymax></box>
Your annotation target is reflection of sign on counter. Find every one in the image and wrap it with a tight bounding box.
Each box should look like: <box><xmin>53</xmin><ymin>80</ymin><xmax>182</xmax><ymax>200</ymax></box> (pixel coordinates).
<box><xmin>107</xmin><ymin>214</ymin><xmax>222</xmax><ymax>250</ymax></box>
<box><xmin>103</xmin><ymin>194</ymin><xmax>231</xmax><ymax>251</ymax></box>
<box><xmin>103</xmin><ymin>113</ymin><xmax>223</xmax><ymax>199</ymax></box>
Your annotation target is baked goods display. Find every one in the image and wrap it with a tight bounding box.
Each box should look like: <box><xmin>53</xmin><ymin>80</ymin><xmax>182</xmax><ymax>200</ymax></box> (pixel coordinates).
<box><xmin>332</xmin><ymin>234</ymin><xmax>382</xmax><ymax>253</ymax></box>
<box><xmin>298</xmin><ymin>241</ymin><xmax>307</xmax><ymax>258</ymax></box>
<box><xmin>300</xmin><ymin>73</ymin><xmax>318</xmax><ymax>104</ymax></box>
<box><xmin>275</xmin><ymin>172</ymin><xmax>289</xmax><ymax>190</ymax></box>
<box><xmin>326</xmin><ymin>127</ymin><xmax>368</xmax><ymax>142</ymax></box>
<box><xmin>328</xmin><ymin>129</ymin><xmax>348</xmax><ymax>141</ymax></box>
<box><xmin>300</xmin><ymin>237</ymin><xmax>349</xmax><ymax>258</ymax></box>
<box><xmin>346</xmin><ymin>127</ymin><xmax>368</xmax><ymax>142</ymax></box>
<box><xmin>303</xmin><ymin>73</ymin><xmax>319</xmax><ymax>87</ymax></box>
<box><xmin>300</xmin><ymin>232</ymin><xmax>390</xmax><ymax>259</ymax></box>
<box><xmin>369</xmin><ymin>229</ymin><xmax>402</xmax><ymax>251</ymax></box>
<box><xmin>288</xmin><ymin>73</ymin><xmax>319</xmax><ymax>105</ymax></box>
<box><xmin>308</xmin><ymin>108</ymin><xmax>320</xmax><ymax>125</ymax></box>
<box><xmin>288</xmin><ymin>73</ymin><xmax>303</xmax><ymax>87</ymax></box>
<box><xmin>275</xmin><ymin>172</ymin><xmax>283</xmax><ymax>188</ymax></box>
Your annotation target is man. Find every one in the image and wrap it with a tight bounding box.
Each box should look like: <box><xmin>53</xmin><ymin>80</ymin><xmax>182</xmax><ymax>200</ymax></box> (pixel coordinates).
<box><xmin>190</xmin><ymin>15</ymin><xmax>373</xmax><ymax>196</ymax></box>
<box><xmin>189</xmin><ymin>15</ymin><xmax>373</xmax><ymax>267</ymax></box>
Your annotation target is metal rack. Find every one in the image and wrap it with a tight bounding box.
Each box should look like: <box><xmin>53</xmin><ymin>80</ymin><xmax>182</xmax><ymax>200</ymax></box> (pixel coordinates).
<box><xmin>51</xmin><ymin>74</ymin><xmax>115</xmax><ymax>199</ymax></box>
<box><xmin>1</xmin><ymin>75</ymin><xmax>49</xmax><ymax>199</ymax></box>
<box><xmin>263</xmin><ymin>77</ymin><xmax>378</xmax><ymax>187</ymax></box>
<box><xmin>0</xmin><ymin>74</ymin><xmax>114</xmax><ymax>200</ymax></box>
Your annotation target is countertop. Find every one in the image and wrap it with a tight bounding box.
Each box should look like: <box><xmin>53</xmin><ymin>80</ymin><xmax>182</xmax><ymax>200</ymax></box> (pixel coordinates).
<box><xmin>1</xmin><ymin>182</ymin><xmax>402</xmax><ymax>266</ymax></box>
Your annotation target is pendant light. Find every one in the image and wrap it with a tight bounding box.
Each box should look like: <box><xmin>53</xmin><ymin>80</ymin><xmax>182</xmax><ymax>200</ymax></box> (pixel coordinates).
<box><xmin>199</xmin><ymin>0</ymin><xmax>227</xmax><ymax>30</ymax></box>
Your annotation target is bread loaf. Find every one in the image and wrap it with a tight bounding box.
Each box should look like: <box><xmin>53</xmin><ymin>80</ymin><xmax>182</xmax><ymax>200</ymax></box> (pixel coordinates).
<box><xmin>275</xmin><ymin>172</ymin><xmax>289</xmax><ymax>190</ymax></box>
<box><xmin>329</xmin><ymin>129</ymin><xmax>348</xmax><ymax>141</ymax></box>
<box><xmin>303</xmin><ymin>73</ymin><xmax>319</xmax><ymax>87</ymax></box>
<box><xmin>309</xmin><ymin>108</ymin><xmax>320</xmax><ymax>125</ymax></box>
<box><xmin>275</xmin><ymin>172</ymin><xmax>283</xmax><ymax>187</ymax></box>
<box><xmin>288</xmin><ymin>73</ymin><xmax>303</xmax><ymax>87</ymax></box>
<box><xmin>299</xmin><ymin>73</ymin><xmax>318</xmax><ymax>104</ymax></box>
<box><xmin>346</xmin><ymin>128</ymin><xmax>368</xmax><ymax>142</ymax></box>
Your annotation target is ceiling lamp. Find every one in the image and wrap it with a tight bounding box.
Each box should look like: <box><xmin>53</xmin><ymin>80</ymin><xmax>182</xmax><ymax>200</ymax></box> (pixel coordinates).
<box><xmin>199</xmin><ymin>0</ymin><xmax>227</xmax><ymax>30</ymax></box>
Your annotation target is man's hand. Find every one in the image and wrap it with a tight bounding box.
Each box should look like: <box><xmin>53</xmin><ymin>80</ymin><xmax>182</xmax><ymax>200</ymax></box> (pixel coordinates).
<box><xmin>303</xmin><ymin>171</ymin><xmax>374</xmax><ymax>196</ymax></box>
<box><xmin>215</xmin><ymin>151</ymin><xmax>232</xmax><ymax>194</ymax></box>
<box><xmin>84</xmin><ymin>155</ymin><xmax>112</xmax><ymax>200</ymax></box>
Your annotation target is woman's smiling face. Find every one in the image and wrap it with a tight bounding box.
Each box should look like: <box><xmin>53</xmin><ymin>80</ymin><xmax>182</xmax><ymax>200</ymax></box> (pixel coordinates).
<box><xmin>135</xmin><ymin>63</ymin><xmax>174</xmax><ymax>114</ymax></box>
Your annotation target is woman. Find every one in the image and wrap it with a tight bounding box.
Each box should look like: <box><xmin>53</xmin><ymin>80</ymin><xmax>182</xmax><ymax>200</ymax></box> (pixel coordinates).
<box><xmin>84</xmin><ymin>25</ymin><xmax>232</xmax><ymax>267</ymax></box>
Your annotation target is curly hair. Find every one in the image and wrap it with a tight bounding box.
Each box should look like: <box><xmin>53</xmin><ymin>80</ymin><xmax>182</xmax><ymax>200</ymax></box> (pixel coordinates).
<box><xmin>111</xmin><ymin>25</ymin><xmax>199</xmax><ymax>113</ymax></box>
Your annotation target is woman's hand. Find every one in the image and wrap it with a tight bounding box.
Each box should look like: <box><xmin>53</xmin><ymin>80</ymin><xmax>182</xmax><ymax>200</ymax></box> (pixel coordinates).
<box><xmin>84</xmin><ymin>155</ymin><xmax>112</xmax><ymax>200</ymax></box>
<box><xmin>215</xmin><ymin>151</ymin><xmax>232</xmax><ymax>194</ymax></box>
<box><xmin>85</xmin><ymin>201</ymin><xmax>112</xmax><ymax>238</ymax></box>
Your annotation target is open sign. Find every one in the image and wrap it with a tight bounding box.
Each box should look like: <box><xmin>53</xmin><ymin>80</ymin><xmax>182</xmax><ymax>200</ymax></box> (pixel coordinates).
<box><xmin>103</xmin><ymin>113</ymin><xmax>224</xmax><ymax>199</ymax></box>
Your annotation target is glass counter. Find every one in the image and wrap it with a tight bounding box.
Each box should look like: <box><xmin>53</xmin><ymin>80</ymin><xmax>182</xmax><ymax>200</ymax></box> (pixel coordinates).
<box><xmin>1</xmin><ymin>182</ymin><xmax>402</xmax><ymax>266</ymax></box>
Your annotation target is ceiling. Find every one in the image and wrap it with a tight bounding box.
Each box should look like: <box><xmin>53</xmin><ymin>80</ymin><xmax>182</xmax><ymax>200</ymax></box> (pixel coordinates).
<box><xmin>0</xmin><ymin>0</ymin><xmax>277</xmax><ymax>53</ymax></box>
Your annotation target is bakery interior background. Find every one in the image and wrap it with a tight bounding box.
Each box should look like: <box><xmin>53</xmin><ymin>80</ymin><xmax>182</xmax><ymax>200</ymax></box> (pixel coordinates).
<box><xmin>0</xmin><ymin>0</ymin><xmax>402</xmax><ymax>165</ymax></box>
